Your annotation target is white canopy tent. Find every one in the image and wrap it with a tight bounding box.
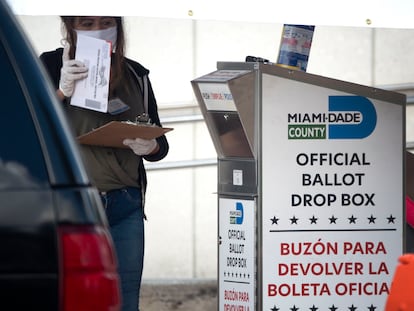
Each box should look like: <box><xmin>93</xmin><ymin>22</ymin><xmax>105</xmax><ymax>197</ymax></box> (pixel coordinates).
<box><xmin>6</xmin><ymin>0</ymin><xmax>414</xmax><ymax>29</ymax></box>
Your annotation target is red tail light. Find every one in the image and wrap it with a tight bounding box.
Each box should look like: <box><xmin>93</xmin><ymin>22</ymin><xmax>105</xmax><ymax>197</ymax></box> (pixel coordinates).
<box><xmin>58</xmin><ymin>225</ymin><xmax>121</xmax><ymax>311</ymax></box>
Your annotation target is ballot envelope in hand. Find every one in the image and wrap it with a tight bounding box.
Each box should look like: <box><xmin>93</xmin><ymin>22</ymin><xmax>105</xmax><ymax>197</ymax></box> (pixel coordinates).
<box><xmin>70</xmin><ymin>34</ymin><xmax>111</xmax><ymax>113</ymax></box>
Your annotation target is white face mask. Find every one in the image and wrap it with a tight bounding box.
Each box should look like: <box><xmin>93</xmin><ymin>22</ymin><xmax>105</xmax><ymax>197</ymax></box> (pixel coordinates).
<box><xmin>75</xmin><ymin>26</ymin><xmax>117</xmax><ymax>50</ymax></box>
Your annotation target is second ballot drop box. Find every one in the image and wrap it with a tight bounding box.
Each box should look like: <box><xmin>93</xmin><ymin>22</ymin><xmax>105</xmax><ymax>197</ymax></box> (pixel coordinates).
<box><xmin>191</xmin><ymin>62</ymin><xmax>406</xmax><ymax>311</ymax></box>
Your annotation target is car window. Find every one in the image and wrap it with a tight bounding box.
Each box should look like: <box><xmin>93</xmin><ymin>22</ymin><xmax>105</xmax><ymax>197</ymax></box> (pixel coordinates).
<box><xmin>0</xmin><ymin>40</ymin><xmax>48</xmax><ymax>188</ymax></box>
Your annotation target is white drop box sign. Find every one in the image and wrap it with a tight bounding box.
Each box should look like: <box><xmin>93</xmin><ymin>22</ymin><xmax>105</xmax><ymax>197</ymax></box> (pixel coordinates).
<box><xmin>261</xmin><ymin>74</ymin><xmax>404</xmax><ymax>310</ymax></box>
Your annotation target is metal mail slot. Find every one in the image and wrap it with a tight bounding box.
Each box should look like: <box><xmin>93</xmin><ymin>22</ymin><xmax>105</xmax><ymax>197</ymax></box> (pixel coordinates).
<box><xmin>218</xmin><ymin>158</ymin><xmax>256</xmax><ymax>195</ymax></box>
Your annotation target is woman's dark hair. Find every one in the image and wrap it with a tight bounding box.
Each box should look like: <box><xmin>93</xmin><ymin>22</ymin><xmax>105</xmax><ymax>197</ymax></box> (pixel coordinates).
<box><xmin>60</xmin><ymin>16</ymin><xmax>126</xmax><ymax>95</ymax></box>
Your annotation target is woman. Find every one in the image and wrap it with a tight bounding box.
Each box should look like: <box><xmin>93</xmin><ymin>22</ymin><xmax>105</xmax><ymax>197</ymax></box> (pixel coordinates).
<box><xmin>40</xmin><ymin>16</ymin><xmax>169</xmax><ymax>311</ymax></box>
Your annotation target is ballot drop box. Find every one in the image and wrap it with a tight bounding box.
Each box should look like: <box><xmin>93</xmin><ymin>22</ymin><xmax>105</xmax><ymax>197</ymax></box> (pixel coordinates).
<box><xmin>191</xmin><ymin>62</ymin><xmax>406</xmax><ymax>311</ymax></box>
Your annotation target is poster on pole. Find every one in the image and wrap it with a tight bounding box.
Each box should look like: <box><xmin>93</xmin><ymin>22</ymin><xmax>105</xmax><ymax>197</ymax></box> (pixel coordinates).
<box><xmin>261</xmin><ymin>74</ymin><xmax>404</xmax><ymax>310</ymax></box>
<box><xmin>219</xmin><ymin>197</ymin><xmax>255</xmax><ymax>311</ymax></box>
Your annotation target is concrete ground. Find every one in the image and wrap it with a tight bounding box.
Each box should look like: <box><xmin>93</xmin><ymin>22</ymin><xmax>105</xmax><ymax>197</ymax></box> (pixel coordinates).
<box><xmin>140</xmin><ymin>279</ymin><xmax>217</xmax><ymax>311</ymax></box>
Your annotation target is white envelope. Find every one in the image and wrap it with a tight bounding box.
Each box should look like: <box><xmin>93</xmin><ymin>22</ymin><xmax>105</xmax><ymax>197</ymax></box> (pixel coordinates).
<box><xmin>70</xmin><ymin>34</ymin><xmax>111</xmax><ymax>113</ymax></box>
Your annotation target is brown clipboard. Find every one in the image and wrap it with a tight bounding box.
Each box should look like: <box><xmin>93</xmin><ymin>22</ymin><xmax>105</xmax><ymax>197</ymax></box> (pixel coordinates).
<box><xmin>77</xmin><ymin>121</ymin><xmax>173</xmax><ymax>148</ymax></box>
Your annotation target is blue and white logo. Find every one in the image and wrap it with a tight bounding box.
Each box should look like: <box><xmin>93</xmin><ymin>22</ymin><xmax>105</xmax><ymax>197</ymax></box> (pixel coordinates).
<box><xmin>329</xmin><ymin>96</ymin><xmax>377</xmax><ymax>139</ymax></box>
<box><xmin>287</xmin><ymin>95</ymin><xmax>377</xmax><ymax>140</ymax></box>
<box><xmin>230</xmin><ymin>202</ymin><xmax>244</xmax><ymax>225</ymax></box>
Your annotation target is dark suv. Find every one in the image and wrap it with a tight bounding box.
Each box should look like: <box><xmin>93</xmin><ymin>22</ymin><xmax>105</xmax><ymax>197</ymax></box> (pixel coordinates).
<box><xmin>0</xmin><ymin>2</ymin><xmax>121</xmax><ymax>310</ymax></box>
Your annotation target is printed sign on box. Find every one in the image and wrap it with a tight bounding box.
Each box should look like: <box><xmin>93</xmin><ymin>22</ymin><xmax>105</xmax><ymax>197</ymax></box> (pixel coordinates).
<box><xmin>219</xmin><ymin>198</ymin><xmax>255</xmax><ymax>311</ymax></box>
<box><xmin>261</xmin><ymin>74</ymin><xmax>404</xmax><ymax>310</ymax></box>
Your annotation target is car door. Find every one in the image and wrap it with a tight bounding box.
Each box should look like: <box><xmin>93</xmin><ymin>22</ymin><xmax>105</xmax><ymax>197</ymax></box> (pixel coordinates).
<box><xmin>0</xmin><ymin>2</ymin><xmax>120</xmax><ymax>310</ymax></box>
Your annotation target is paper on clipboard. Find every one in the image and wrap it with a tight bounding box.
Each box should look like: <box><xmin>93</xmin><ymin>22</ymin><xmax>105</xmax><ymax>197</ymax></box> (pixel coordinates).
<box><xmin>70</xmin><ymin>34</ymin><xmax>111</xmax><ymax>113</ymax></box>
<box><xmin>77</xmin><ymin>121</ymin><xmax>173</xmax><ymax>148</ymax></box>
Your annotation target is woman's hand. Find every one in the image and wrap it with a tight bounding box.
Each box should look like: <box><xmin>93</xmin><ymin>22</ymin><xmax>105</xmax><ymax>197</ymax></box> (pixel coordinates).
<box><xmin>123</xmin><ymin>138</ymin><xmax>159</xmax><ymax>155</ymax></box>
<box><xmin>59</xmin><ymin>43</ymin><xmax>88</xmax><ymax>97</ymax></box>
